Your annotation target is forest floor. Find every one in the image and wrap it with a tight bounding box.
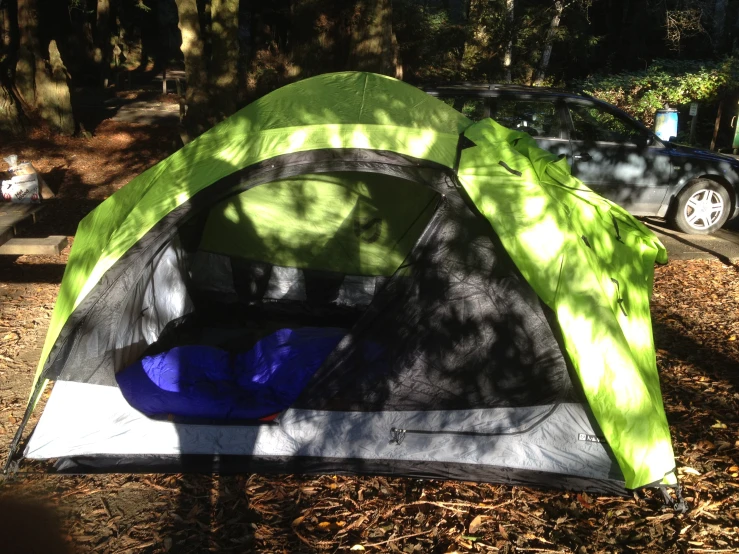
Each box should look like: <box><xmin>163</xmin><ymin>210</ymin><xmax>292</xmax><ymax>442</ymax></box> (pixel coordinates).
<box><xmin>0</xmin><ymin>92</ymin><xmax>738</xmax><ymax>553</ymax></box>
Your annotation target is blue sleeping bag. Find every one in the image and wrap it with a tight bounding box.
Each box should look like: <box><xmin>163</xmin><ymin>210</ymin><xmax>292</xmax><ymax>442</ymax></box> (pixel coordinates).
<box><xmin>116</xmin><ymin>327</ymin><xmax>346</xmax><ymax>420</ymax></box>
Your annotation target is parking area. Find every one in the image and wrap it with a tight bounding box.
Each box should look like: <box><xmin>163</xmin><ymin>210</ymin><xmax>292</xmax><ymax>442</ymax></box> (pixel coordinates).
<box><xmin>642</xmin><ymin>217</ymin><xmax>739</xmax><ymax>262</ymax></box>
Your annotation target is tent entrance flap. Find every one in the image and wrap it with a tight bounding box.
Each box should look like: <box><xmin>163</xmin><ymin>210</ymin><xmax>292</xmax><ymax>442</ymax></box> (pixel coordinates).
<box><xmin>109</xmin><ymin>171</ymin><xmax>442</xmax><ymax>423</ymax></box>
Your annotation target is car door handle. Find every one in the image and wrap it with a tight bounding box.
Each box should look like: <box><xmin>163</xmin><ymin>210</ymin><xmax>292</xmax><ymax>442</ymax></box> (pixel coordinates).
<box><xmin>573</xmin><ymin>152</ymin><xmax>592</xmax><ymax>161</ymax></box>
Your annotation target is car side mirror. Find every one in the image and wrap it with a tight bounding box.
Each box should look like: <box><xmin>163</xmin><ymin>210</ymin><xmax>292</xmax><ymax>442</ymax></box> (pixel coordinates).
<box><xmin>644</xmin><ymin>135</ymin><xmax>653</xmax><ymax>147</ymax></box>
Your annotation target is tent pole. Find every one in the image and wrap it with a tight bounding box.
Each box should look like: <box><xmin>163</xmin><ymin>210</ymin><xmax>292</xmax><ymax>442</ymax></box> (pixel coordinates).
<box><xmin>2</xmin><ymin>376</ymin><xmax>48</xmax><ymax>475</ymax></box>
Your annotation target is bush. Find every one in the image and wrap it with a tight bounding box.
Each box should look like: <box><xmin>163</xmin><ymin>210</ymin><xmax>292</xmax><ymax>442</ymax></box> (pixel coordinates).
<box><xmin>577</xmin><ymin>58</ymin><xmax>739</xmax><ymax>127</ymax></box>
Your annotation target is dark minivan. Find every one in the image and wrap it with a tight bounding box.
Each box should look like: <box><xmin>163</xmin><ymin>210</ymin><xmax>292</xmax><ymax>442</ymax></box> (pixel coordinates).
<box><xmin>425</xmin><ymin>84</ymin><xmax>739</xmax><ymax>235</ymax></box>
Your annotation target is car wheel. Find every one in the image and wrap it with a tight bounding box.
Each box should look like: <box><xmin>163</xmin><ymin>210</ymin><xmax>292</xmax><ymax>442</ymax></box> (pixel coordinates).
<box><xmin>671</xmin><ymin>180</ymin><xmax>731</xmax><ymax>235</ymax></box>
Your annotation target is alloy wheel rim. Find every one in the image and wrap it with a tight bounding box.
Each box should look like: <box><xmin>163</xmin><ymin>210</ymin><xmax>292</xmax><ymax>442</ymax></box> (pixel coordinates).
<box><xmin>684</xmin><ymin>189</ymin><xmax>724</xmax><ymax>230</ymax></box>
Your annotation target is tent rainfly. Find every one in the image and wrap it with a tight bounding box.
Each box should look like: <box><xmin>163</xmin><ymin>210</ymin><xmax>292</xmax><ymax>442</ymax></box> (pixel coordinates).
<box><xmin>5</xmin><ymin>72</ymin><xmax>678</xmax><ymax>495</ymax></box>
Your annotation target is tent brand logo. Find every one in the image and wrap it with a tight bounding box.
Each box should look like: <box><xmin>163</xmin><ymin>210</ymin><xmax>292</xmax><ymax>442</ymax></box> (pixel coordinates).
<box><xmin>578</xmin><ymin>433</ymin><xmax>606</xmax><ymax>444</ymax></box>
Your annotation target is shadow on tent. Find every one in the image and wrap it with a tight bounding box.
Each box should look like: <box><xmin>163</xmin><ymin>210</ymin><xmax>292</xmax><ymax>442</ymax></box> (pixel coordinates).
<box><xmin>156</xmin><ymin>171</ymin><xmax>578</xmax><ymax>550</ymax></box>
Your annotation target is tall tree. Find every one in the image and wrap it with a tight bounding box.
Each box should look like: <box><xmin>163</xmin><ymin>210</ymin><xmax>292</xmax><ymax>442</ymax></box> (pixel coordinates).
<box><xmin>533</xmin><ymin>0</ymin><xmax>563</xmax><ymax>85</ymax></box>
<box><xmin>15</xmin><ymin>0</ymin><xmax>40</xmax><ymax>105</ymax></box>
<box><xmin>503</xmin><ymin>0</ymin><xmax>515</xmax><ymax>83</ymax></box>
<box><xmin>95</xmin><ymin>0</ymin><xmax>112</xmax><ymax>87</ymax></box>
<box><xmin>1</xmin><ymin>1</ymin><xmax>21</xmax><ymax>133</ymax></box>
<box><xmin>462</xmin><ymin>0</ymin><xmax>489</xmax><ymax>74</ymax></box>
<box><xmin>712</xmin><ymin>0</ymin><xmax>728</xmax><ymax>50</ymax></box>
<box><xmin>348</xmin><ymin>0</ymin><xmax>401</xmax><ymax>78</ymax></box>
<box><xmin>1</xmin><ymin>1</ymin><xmax>12</xmax><ymax>49</ymax></box>
<box><xmin>210</xmin><ymin>0</ymin><xmax>240</xmax><ymax>116</ymax></box>
<box><xmin>175</xmin><ymin>0</ymin><xmax>210</xmax><ymax>135</ymax></box>
<box><xmin>14</xmin><ymin>0</ymin><xmax>75</xmax><ymax>134</ymax></box>
<box><xmin>35</xmin><ymin>40</ymin><xmax>75</xmax><ymax>135</ymax></box>
<box><xmin>0</xmin><ymin>83</ymin><xmax>23</xmax><ymax>134</ymax></box>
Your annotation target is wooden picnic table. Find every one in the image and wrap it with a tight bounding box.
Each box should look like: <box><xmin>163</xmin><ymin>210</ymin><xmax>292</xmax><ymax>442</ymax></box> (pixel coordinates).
<box><xmin>0</xmin><ymin>202</ymin><xmax>67</xmax><ymax>256</ymax></box>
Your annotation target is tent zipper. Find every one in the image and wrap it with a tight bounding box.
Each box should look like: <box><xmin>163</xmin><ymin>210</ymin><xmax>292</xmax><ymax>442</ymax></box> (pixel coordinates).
<box><xmin>389</xmin><ymin>404</ymin><xmax>559</xmax><ymax>445</ymax></box>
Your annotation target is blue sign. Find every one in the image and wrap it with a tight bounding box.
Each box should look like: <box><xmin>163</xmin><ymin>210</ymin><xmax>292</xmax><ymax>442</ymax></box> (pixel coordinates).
<box><xmin>655</xmin><ymin>109</ymin><xmax>678</xmax><ymax>141</ymax></box>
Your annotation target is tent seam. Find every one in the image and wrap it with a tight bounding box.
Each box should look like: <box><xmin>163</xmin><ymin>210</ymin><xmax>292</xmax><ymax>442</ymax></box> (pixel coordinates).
<box><xmin>359</xmin><ymin>74</ymin><xmax>368</xmax><ymax>123</ymax></box>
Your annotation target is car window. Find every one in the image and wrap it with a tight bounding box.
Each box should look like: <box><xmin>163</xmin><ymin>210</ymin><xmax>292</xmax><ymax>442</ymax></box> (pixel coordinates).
<box><xmin>491</xmin><ymin>99</ymin><xmax>563</xmax><ymax>139</ymax></box>
<box><xmin>438</xmin><ymin>96</ymin><xmax>487</xmax><ymax>120</ymax></box>
<box><xmin>568</xmin><ymin>104</ymin><xmax>645</xmax><ymax>143</ymax></box>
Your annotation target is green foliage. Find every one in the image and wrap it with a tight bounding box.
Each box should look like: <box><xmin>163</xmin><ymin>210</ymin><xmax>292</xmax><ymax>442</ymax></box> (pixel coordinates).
<box><xmin>67</xmin><ymin>0</ymin><xmax>94</xmax><ymax>16</ymax></box>
<box><xmin>394</xmin><ymin>1</ymin><xmax>468</xmax><ymax>82</ymax></box>
<box><xmin>394</xmin><ymin>0</ymin><xmax>560</xmax><ymax>84</ymax></box>
<box><xmin>578</xmin><ymin>58</ymin><xmax>739</xmax><ymax>126</ymax></box>
<box><xmin>134</xmin><ymin>1</ymin><xmax>152</xmax><ymax>13</ymax></box>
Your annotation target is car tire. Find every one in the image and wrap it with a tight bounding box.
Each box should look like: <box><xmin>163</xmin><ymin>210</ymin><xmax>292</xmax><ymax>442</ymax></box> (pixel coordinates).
<box><xmin>671</xmin><ymin>180</ymin><xmax>731</xmax><ymax>235</ymax></box>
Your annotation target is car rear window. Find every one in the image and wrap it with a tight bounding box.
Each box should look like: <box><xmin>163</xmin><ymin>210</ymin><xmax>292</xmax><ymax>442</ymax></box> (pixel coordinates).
<box><xmin>568</xmin><ymin>104</ymin><xmax>644</xmax><ymax>143</ymax></box>
<box><xmin>491</xmin><ymin>99</ymin><xmax>563</xmax><ymax>139</ymax></box>
<box><xmin>438</xmin><ymin>96</ymin><xmax>488</xmax><ymax>120</ymax></box>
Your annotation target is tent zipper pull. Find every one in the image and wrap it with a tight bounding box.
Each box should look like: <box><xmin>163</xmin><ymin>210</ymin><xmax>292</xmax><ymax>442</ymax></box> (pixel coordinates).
<box><xmin>390</xmin><ymin>428</ymin><xmax>406</xmax><ymax>445</ymax></box>
<box><xmin>498</xmin><ymin>160</ymin><xmax>522</xmax><ymax>177</ymax></box>
<box><xmin>611</xmin><ymin>278</ymin><xmax>628</xmax><ymax>316</ymax></box>
<box><xmin>610</xmin><ymin>213</ymin><xmax>623</xmax><ymax>242</ymax></box>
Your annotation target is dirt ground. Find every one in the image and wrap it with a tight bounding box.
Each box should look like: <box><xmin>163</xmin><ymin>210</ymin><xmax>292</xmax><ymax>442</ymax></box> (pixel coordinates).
<box><xmin>0</xmin><ymin>105</ymin><xmax>738</xmax><ymax>553</ymax></box>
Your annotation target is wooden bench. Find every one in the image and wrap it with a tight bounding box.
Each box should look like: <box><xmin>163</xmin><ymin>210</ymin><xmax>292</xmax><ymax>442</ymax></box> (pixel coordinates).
<box><xmin>161</xmin><ymin>68</ymin><xmax>183</xmax><ymax>96</ymax></box>
<box><xmin>0</xmin><ymin>236</ymin><xmax>68</xmax><ymax>256</ymax></box>
<box><xmin>0</xmin><ymin>203</ymin><xmax>68</xmax><ymax>256</ymax></box>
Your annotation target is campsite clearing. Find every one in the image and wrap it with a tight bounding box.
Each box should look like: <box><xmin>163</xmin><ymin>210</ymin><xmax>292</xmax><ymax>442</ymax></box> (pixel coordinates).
<box><xmin>0</xmin><ymin>255</ymin><xmax>736</xmax><ymax>553</ymax></box>
<box><xmin>0</xmin><ymin>89</ymin><xmax>737</xmax><ymax>553</ymax></box>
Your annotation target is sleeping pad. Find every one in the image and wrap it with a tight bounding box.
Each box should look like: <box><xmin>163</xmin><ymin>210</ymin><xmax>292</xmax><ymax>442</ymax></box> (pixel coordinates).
<box><xmin>116</xmin><ymin>327</ymin><xmax>347</xmax><ymax>420</ymax></box>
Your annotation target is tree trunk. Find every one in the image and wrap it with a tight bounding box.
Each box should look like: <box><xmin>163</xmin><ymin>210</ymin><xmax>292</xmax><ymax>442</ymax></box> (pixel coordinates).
<box><xmin>15</xmin><ymin>0</ymin><xmax>75</xmax><ymax>134</ymax></box>
<box><xmin>533</xmin><ymin>0</ymin><xmax>563</xmax><ymax>86</ymax></box>
<box><xmin>462</xmin><ymin>0</ymin><xmax>487</xmax><ymax>71</ymax></box>
<box><xmin>210</xmin><ymin>0</ymin><xmax>239</xmax><ymax>118</ymax></box>
<box><xmin>175</xmin><ymin>0</ymin><xmax>210</xmax><ymax>135</ymax></box>
<box><xmin>713</xmin><ymin>0</ymin><xmax>727</xmax><ymax>50</ymax></box>
<box><xmin>15</xmin><ymin>0</ymin><xmax>40</xmax><ymax>106</ymax></box>
<box><xmin>503</xmin><ymin>0</ymin><xmax>515</xmax><ymax>83</ymax></box>
<box><xmin>347</xmin><ymin>0</ymin><xmax>401</xmax><ymax>78</ymax></box>
<box><xmin>95</xmin><ymin>0</ymin><xmax>112</xmax><ymax>87</ymax></box>
<box><xmin>1</xmin><ymin>2</ymin><xmax>13</xmax><ymax>48</ymax></box>
<box><xmin>446</xmin><ymin>0</ymin><xmax>465</xmax><ymax>23</ymax></box>
<box><xmin>35</xmin><ymin>41</ymin><xmax>75</xmax><ymax>135</ymax></box>
<box><xmin>711</xmin><ymin>97</ymin><xmax>724</xmax><ymax>151</ymax></box>
<box><xmin>0</xmin><ymin>82</ymin><xmax>23</xmax><ymax>135</ymax></box>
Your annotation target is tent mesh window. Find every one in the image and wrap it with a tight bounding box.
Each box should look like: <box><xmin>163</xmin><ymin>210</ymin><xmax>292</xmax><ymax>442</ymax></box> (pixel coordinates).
<box><xmin>70</xmin><ymin>167</ymin><xmax>578</xmax><ymax>424</ymax></box>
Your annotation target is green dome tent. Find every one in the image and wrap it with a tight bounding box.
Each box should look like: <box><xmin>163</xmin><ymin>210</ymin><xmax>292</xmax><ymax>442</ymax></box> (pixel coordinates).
<box><xmin>6</xmin><ymin>72</ymin><xmax>676</xmax><ymax>493</ymax></box>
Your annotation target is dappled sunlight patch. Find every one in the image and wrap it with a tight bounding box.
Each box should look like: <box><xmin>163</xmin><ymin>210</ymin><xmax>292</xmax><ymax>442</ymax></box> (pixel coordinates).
<box><xmin>605</xmin><ymin>351</ymin><xmax>647</xmax><ymax>409</ymax></box>
<box><xmin>214</xmin><ymin>142</ymin><xmax>249</xmax><ymax>166</ymax></box>
<box><xmin>522</xmin><ymin>195</ymin><xmax>547</xmax><ymax>219</ymax></box>
<box><xmin>287</xmin><ymin>129</ymin><xmax>309</xmax><ymax>151</ymax></box>
<box><xmin>350</xmin><ymin>129</ymin><xmax>372</xmax><ymax>149</ymax></box>
<box><xmin>328</xmin><ymin>127</ymin><xmax>344</xmax><ymax>149</ymax></box>
<box><xmin>174</xmin><ymin>191</ymin><xmax>190</xmax><ymax>207</ymax></box>
<box><xmin>617</xmin><ymin>308</ymin><xmax>654</xmax><ymax>352</ymax></box>
<box><xmin>368</xmin><ymin>108</ymin><xmax>393</xmax><ymax>125</ymax></box>
<box><xmin>517</xmin><ymin>216</ymin><xmax>565</xmax><ymax>265</ymax></box>
<box><xmin>555</xmin><ymin>305</ymin><xmax>604</xmax><ymax>389</ymax></box>
<box><xmin>406</xmin><ymin>129</ymin><xmax>437</xmax><ymax>158</ymax></box>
